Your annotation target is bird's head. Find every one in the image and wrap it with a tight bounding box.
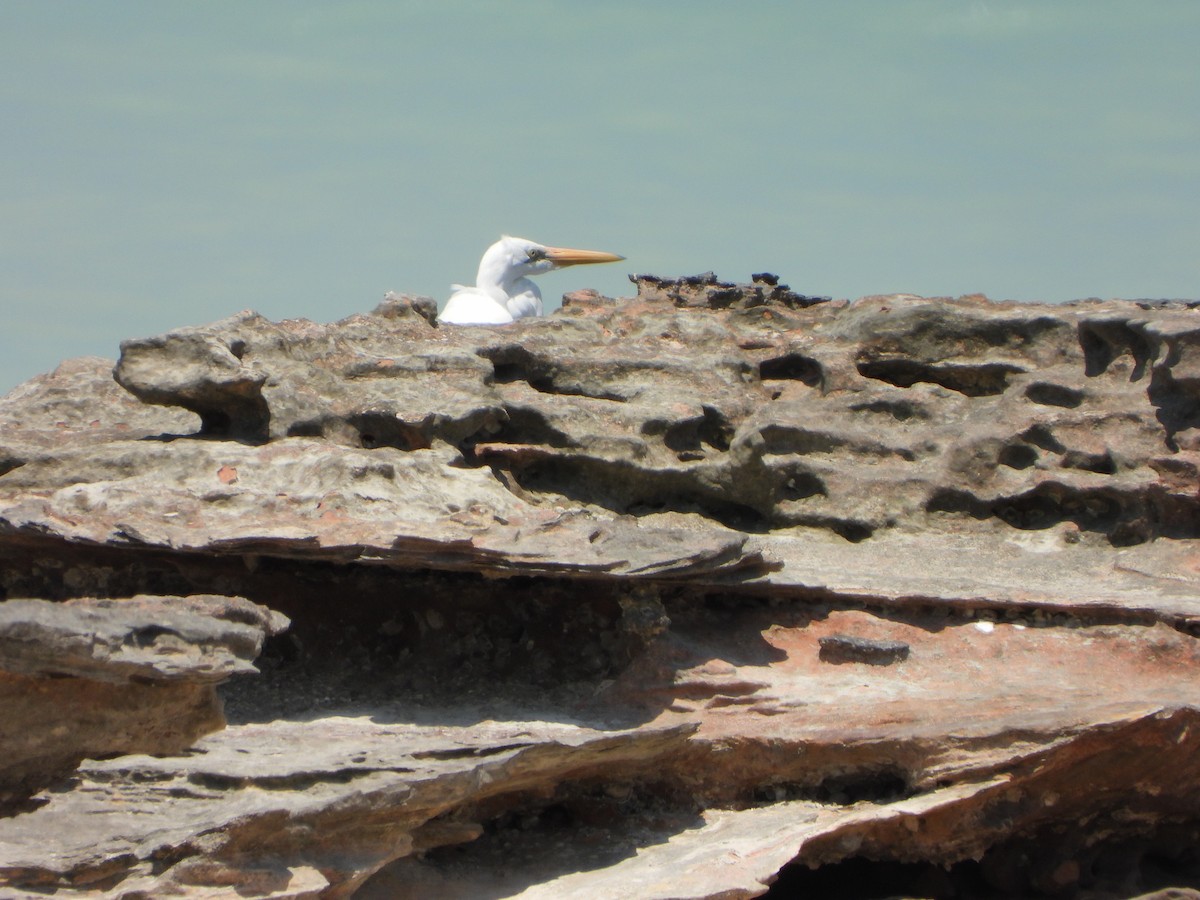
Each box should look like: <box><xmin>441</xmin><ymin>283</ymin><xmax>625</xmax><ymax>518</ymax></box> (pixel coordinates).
<box><xmin>480</xmin><ymin>235</ymin><xmax>625</xmax><ymax>284</ymax></box>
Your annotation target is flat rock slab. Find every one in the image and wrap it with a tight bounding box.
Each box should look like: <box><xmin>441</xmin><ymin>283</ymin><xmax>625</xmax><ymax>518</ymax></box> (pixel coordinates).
<box><xmin>0</xmin><ymin>438</ymin><xmax>761</xmax><ymax>580</ymax></box>
<box><xmin>0</xmin><ymin>717</ymin><xmax>696</xmax><ymax>898</ymax></box>
<box><xmin>0</xmin><ymin>594</ymin><xmax>286</xmax><ymax>806</ymax></box>
<box><xmin>0</xmin><ymin>594</ymin><xmax>288</xmax><ymax>683</ymax></box>
<box><xmin>748</xmin><ymin>528</ymin><xmax>1200</xmax><ymax>626</ymax></box>
<box><xmin>362</xmin><ymin>606</ymin><xmax>1200</xmax><ymax>898</ymax></box>
<box><xmin>4</xmin><ymin>603</ymin><xmax>1198</xmax><ymax>897</ymax></box>
<box><xmin>0</xmin><ymin>356</ymin><xmax>197</xmax><ymax>475</ymax></box>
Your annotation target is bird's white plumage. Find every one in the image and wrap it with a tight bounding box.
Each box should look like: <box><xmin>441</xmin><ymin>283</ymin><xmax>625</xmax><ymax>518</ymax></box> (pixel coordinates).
<box><xmin>438</xmin><ymin>235</ymin><xmax>623</xmax><ymax>326</ymax></box>
<box><xmin>440</xmin><ymin>286</ymin><xmax>516</xmax><ymax>325</ymax></box>
<box><xmin>503</xmin><ymin>284</ymin><xmax>543</xmax><ymax>320</ymax></box>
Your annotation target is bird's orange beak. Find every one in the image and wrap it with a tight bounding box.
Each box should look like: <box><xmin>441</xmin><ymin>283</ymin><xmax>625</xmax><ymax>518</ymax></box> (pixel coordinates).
<box><xmin>542</xmin><ymin>246</ymin><xmax>625</xmax><ymax>267</ymax></box>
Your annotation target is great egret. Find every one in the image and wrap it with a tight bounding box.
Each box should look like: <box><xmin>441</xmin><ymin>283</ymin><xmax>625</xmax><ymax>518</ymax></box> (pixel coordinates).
<box><xmin>438</xmin><ymin>235</ymin><xmax>624</xmax><ymax>325</ymax></box>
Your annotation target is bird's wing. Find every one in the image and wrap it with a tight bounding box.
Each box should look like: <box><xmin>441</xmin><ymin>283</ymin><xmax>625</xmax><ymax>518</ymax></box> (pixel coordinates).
<box><xmin>439</xmin><ymin>287</ymin><xmax>515</xmax><ymax>325</ymax></box>
<box><xmin>505</xmin><ymin>287</ymin><xmax>543</xmax><ymax>320</ymax></box>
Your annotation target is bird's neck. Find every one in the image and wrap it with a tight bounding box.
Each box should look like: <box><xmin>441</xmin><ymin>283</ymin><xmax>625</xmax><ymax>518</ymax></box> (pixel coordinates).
<box><xmin>477</xmin><ymin>261</ymin><xmax>538</xmax><ymax>303</ymax></box>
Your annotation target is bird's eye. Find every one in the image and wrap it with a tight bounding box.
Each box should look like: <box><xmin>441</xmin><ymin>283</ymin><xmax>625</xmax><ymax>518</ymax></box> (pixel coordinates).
<box><xmin>526</xmin><ymin>248</ymin><xmax>546</xmax><ymax>262</ymax></box>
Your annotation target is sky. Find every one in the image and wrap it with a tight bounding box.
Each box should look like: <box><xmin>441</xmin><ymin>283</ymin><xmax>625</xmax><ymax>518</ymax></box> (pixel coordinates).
<box><xmin>2</xmin><ymin>1</ymin><xmax>1198</xmax><ymax>392</ymax></box>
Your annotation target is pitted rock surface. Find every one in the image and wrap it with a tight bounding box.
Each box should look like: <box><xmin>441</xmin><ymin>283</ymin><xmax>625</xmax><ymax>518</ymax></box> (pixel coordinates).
<box><xmin>0</xmin><ymin>356</ymin><xmax>197</xmax><ymax>477</ymax></box>
<box><xmin>106</xmin><ymin>289</ymin><xmax>1200</xmax><ymax>546</ymax></box>
<box><xmin>2</xmin><ymin>281</ymin><xmax>1200</xmax><ymax>898</ymax></box>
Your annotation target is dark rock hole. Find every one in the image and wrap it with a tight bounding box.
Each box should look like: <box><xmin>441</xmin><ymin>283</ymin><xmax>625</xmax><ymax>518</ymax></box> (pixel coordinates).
<box><xmin>196</xmin><ymin>394</ymin><xmax>271</xmax><ymax>444</ymax></box>
<box><xmin>857</xmin><ymin>359</ymin><xmax>1024</xmax><ymax>398</ymax></box>
<box><xmin>1078</xmin><ymin>321</ymin><xmax>1155</xmax><ymax>380</ymax></box>
<box><xmin>1024</xmin><ymin>382</ymin><xmax>1084</xmax><ymax>408</ymax></box>
<box><xmin>994</xmin><ymin>492</ymin><xmax>1070</xmax><ymax>531</ymax></box>
<box><xmin>1061</xmin><ymin>450</ymin><xmax>1117</xmax><ymax>475</ymax></box>
<box><xmin>346</xmin><ymin>413</ymin><xmax>430</xmax><ymax>451</ymax></box>
<box><xmin>661</xmin><ymin>406</ymin><xmax>734</xmax><ymax>454</ymax></box>
<box><xmin>285</xmin><ymin>421</ymin><xmax>324</xmax><ymax>439</ymax></box>
<box><xmin>126</xmin><ymin>625</ymin><xmax>180</xmax><ymax>648</ymax></box>
<box><xmin>998</xmin><ymin>444</ymin><xmax>1038</xmax><ymax>470</ymax></box>
<box><xmin>1020</xmin><ymin>424</ymin><xmax>1065</xmax><ymax>453</ymax></box>
<box><xmin>760</xmin><ymin>353</ymin><xmax>823</xmax><ymax>388</ymax></box>
<box><xmin>491</xmin><ymin>361</ymin><xmax>538</xmax><ymax>386</ymax></box>
<box><xmin>480</xmin><ymin>346</ymin><xmax>554</xmax><ymax>391</ymax></box>
<box><xmin>848</xmin><ymin>398</ymin><xmax>929</xmax><ymax>422</ymax></box>
<box><xmin>752</xmin><ymin>768</ymin><xmax>910</xmax><ymax>807</ymax></box>
<box><xmin>817</xmin><ymin>635</ymin><xmax>910</xmax><ymax>666</ymax></box>
<box><xmin>487</xmin><ymin>405</ymin><xmax>577</xmax><ymax>449</ymax></box>
<box><xmin>828</xmin><ymin>520</ymin><xmax>874</xmax><ymax>543</ymax></box>
<box><xmin>779</xmin><ymin>471</ymin><xmax>826</xmax><ymax>501</ymax></box>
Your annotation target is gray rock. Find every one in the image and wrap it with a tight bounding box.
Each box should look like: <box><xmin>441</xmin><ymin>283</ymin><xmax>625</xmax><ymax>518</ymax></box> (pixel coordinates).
<box><xmin>0</xmin><ymin>594</ymin><xmax>287</xmax><ymax>807</ymax></box>
<box><xmin>2</xmin><ymin>281</ymin><xmax>1200</xmax><ymax>897</ymax></box>
<box><xmin>0</xmin><ymin>356</ymin><xmax>197</xmax><ymax>476</ymax></box>
<box><xmin>0</xmin><ymin>437</ymin><xmax>762</xmax><ymax>580</ymax></box>
<box><xmin>0</xmin><ymin>594</ymin><xmax>288</xmax><ymax>683</ymax></box>
<box><xmin>101</xmin><ymin>289</ymin><xmax>1200</xmax><ymax>546</ymax></box>
<box><xmin>0</xmin><ymin>717</ymin><xmax>696</xmax><ymax>898</ymax></box>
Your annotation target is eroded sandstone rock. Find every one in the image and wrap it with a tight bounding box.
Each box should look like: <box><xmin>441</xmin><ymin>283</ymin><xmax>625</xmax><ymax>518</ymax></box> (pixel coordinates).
<box><xmin>0</xmin><ymin>356</ymin><xmax>197</xmax><ymax>477</ymax></box>
<box><xmin>0</xmin><ymin>594</ymin><xmax>287</xmax><ymax>683</ymax></box>
<box><xmin>0</xmin><ymin>594</ymin><xmax>287</xmax><ymax>807</ymax></box>
<box><xmin>2</xmin><ymin>281</ymin><xmax>1200</xmax><ymax>898</ymax></box>
<box><xmin>0</xmin><ymin>718</ymin><xmax>694</xmax><ymax>898</ymax></box>
<box><xmin>102</xmin><ymin>289</ymin><xmax>1200</xmax><ymax>546</ymax></box>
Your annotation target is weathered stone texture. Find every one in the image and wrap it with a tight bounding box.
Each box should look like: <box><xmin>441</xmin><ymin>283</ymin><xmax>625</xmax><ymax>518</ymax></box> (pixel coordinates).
<box><xmin>0</xmin><ymin>594</ymin><xmax>285</xmax><ymax>806</ymax></box>
<box><xmin>2</xmin><ymin>282</ymin><xmax>1200</xmax><ymax>897</ymax></box>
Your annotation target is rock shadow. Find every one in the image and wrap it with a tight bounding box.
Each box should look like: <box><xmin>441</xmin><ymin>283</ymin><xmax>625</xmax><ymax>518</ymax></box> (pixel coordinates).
<box><xmin>1149</xmin><ymin>363</ymin><xmax>1200</xmax><ymax>452</ymax></box>
<box><xmin>2</xmin><ymin>534</ymin><xmax>788</xmax><ymax>734</ymax></box>
<box><xmin>857</xmin><ymin>358</ymin><xmax>1025</xmax><ymax>397</ymax></box>
<box><xmin>357</xmin><ymin>781</ymin><xmax>706</xmax><ymax>900</ymax></box>
<box><xmin>1078</xmin><ymin>319</ymin><xmax>1155</xmax><ymax>380</ymax></box>
<box><xmin>925</xmin><ymin>481</ymin><xmax>1200</xmax><ymax>546</ymax></box>
<box><xmin>220</xmin><ymin>579</ymin><xmax>792</xmax><ymax>732</ymax></box>
<box><xmin>501</xmin><ymin>455</ymin><xmax>774</xmax><ymax>533</ymax></box>
<box><xmin>768</xmin><ymin>818</ymin><xmax>1200</xmax><ymax>899</ymax></box>
<box><xmin>478</xmin><ymin>344</ymin><xmax>630</xmax><ymax>402</ymax></box>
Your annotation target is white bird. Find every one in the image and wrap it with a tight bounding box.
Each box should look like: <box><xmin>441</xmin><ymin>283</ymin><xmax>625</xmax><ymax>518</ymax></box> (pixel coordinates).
<box><xmin>438</xmin><ymin>235</ymin><xmax>624</xmax><ymax>325</ymax></box>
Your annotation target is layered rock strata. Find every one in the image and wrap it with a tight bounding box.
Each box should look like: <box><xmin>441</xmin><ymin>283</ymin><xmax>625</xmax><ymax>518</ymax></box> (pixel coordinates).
<box><xmin>1</xmin><ymin>278</ymin><xmax>1199</xmax><ymax>898</ymax></box>
<box><xmin>0</xmin><ymin>594</ymin><xmax>286</xmax><ymax>806</ymax></box>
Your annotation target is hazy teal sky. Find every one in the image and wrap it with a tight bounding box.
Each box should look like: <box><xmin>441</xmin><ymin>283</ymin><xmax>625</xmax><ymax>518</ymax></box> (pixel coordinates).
<box><xmin>2</xmin><ymin>2</ymin><xmax>1198</xmax><ymax>392</ymax></box>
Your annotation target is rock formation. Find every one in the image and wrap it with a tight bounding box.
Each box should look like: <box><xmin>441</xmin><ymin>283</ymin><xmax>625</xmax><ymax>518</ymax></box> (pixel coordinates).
<box><xmin>2</xmin><ymin>275</ymin><xmax>1200</xmax><ymax>898</ymax></box>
